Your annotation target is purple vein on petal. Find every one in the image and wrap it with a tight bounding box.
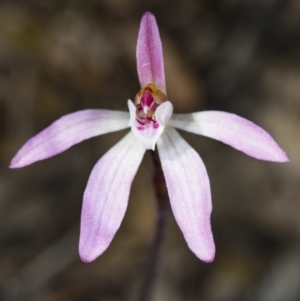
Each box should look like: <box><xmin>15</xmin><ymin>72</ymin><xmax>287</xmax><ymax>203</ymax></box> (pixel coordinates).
<box><xmin>136</xmin><ymin>12</ymin><xmax>166</xmax><ymax>93</ymax></box>
<box><xmin>10</xmin><ymin>109</ymin><xmax>130</xmax><ymax>168</ymax></box>
<box><xmin>79</xmin><ymin>131</ymin><xmax>145</xmax><ymax>263</ymax></box>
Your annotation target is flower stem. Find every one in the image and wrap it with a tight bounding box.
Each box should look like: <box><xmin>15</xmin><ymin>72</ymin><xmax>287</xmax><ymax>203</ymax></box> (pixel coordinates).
<box><xmin>138</xmin><ymin>149</ymin><xmax>169</xmax><ymax>301</ymax></box>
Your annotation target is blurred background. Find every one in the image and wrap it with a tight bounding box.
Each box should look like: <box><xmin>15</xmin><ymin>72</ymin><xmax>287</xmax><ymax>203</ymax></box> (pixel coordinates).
<box><xmin>0</xmin><ymin>0</ymin><xmax>299</xmax><ymax>300</ymax></box>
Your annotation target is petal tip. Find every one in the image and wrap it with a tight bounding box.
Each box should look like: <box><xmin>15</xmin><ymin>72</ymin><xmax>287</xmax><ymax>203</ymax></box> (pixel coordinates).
<box><xmin>193</xmin><ymin>244</ymin><xmax>216</xmax><ymax>263</ymax></box>
<box><xmin>262</xmin><ymin>147</ymin><xmax>290</xmax><ymax>163</ymax></box>
<box><xmin>9</xmin><ymin>160</ymin><xmax>17</xmax><ymax>169</ymax></box>
<box><xmin>201</xmin><ymin>252</ymin><xmax>215</xmax><ymax>263</ymax></box>
<box><xmin>280</xmin><ymin>155</ymin><xmax>290</xmax><ymax>163</ymax></box>
<box><xmin>9</xmin><ymin>156</ymin><xmax>25</xmax><ymax>169</ymax></box>
<box><xmin>140</xmin><ymin>12</ymin><xmax>156</xmax><ymax>28</ymax></box>
<box><xmin>142</xmin><ymin>11</ymin><xmax>154</xmax><ymax>19</ymax></box>
<box><xmin>79</xmin><ymin>250</ymin><xmax>97</xmax><ymax>263</ymax></box>
<box><xmin>79</xmin><ymin>242</ymin><xmax>102</xmax><ymax>264</ymax></box>
<box><xmin>79</xmin><ymin>256</ymin><xmax>92</xmax><ymax>264</ymax></box>
<box><xmin>278</xmin><ymin>150</ymin><xmax>290</xmax><ymax>163</ymax></box>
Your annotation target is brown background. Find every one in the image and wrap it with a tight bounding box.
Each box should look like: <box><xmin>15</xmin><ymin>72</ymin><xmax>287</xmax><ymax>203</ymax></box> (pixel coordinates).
<box><xmin>0</xmin><ymin>0</ymin><xmax>299</xmax><ymax>300</ymax></box>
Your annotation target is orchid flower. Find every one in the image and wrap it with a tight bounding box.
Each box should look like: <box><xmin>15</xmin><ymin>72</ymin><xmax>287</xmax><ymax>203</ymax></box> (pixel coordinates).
<box><xmin>10</xmin><ymin>12</ymin><xmax>289</xmax><ymax>264</ymax></box>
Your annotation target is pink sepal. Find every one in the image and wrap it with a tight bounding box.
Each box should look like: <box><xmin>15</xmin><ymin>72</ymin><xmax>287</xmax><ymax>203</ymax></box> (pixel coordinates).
<box><xmin>79</xmin><ymin>132</ymin><xmax>145</xmax><ymax>262</ymax></box>
<box><xmin>169</xmin><ymin>111</ymin><xmax>290</xmax><ymax>162</ymax></box>
<box><xmin>10</xmin><ymin>110</ymin><xmax>130</xmax><ymax>168</ymax></box>
<box><xmin>136</xmin><ymin>12</ymin><xmax>166</xmax><ymax>93</ymax></box>
<box><xmin>157</xmin><ymin>128</ymin><xmax>215</xmax><ymax>262</ymax></box>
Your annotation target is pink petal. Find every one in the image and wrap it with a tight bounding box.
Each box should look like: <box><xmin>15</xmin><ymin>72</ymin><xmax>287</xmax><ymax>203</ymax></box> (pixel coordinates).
<box><xmin>79</xmin><ymin>132</ymin><xmax>145</xmax><ymax>262</ymax></box>
<box><xmin>10</xmin><ymin>110</ymin><xmax>130</xmax><ymax>168</ymax></box>
<box><xmin>169</xmin><ymin>111</ymin><xmax>289</xmax><ymax>162</ymax></box>
<box><xmin>157</xmin><ymin>128</ymin><xmax>215</xmax><ymax>262</ymax></box>
<box><xmin>136</xmin><ymin>12</ymin><xmax>166</xmax><ymax>93</ymax></box>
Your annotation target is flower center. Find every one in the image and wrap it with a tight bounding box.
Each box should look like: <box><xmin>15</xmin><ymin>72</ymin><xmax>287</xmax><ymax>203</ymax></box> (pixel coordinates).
<box><xmin>134</xmin><ymin>84</ymin><xmax>167</xmax><ymax>128</ymax></box>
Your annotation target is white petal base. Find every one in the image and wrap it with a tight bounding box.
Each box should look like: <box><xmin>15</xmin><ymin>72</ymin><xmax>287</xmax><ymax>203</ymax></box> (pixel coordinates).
<box><xmin>128</xmin><ymin>100</ymin><xmax>173</xmax><ymax>150</ymax></box>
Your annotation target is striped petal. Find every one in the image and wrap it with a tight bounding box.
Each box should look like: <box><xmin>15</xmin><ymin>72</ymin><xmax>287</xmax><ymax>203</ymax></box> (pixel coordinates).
<box><xmin>169</xmin><ymin>111</ymin><xmax>289</xmax><ymax>162</ymax></box>
<box><xmin>157</xmin><ymin>128</ymin><xmax>215</xmax><ymax>262</ymax></box>
<box><xmin>79</xmin><ymin>132</ymin><xmax>145</xmax><ymax>262</ymax></box>
<box><xmin>136</xmin><ymin>12</ymin><xmax>166</xmax><ymax>93</ymax></box>
<box><xmin>10</xmin><ymin>110</ymin><xmax>130</xmax><ymax>168</ymax></box>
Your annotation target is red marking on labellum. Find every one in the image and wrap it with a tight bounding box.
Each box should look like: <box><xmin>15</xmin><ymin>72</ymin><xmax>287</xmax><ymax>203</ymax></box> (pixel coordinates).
<box><xmin>134</xmin><ymin>84</ymin><xmax>167</xmax><ymax>129</ymax></box>
<box><xmin>141</xmin><ymin>88</ymin><xmax>154</xmax><ymax>110</ymax></box>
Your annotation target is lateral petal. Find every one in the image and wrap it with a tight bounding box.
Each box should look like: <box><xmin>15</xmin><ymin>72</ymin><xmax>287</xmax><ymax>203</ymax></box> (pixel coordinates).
<box><xmin>169</xmin><ymin>111</ymin><xmax>289</xmax><ymax>162</ymax></box>
<box><xmin>10</xmin><ymin>110</ymin><xmax>130</xmax><ymax>168</ymax></box>
<box><xmin>157</xmin><ymin>128</ymin><xmax>215</xmax><ymax>262</ymax></box>
<box><xmin>79</xmin><ymin>131</ymin><xmax>145</xmax><ymax>262</ymax></box>
<box><xmin>136</xmin><ymin>12</ymin><xmax>166</xmax><ymax>93</ymax></box>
